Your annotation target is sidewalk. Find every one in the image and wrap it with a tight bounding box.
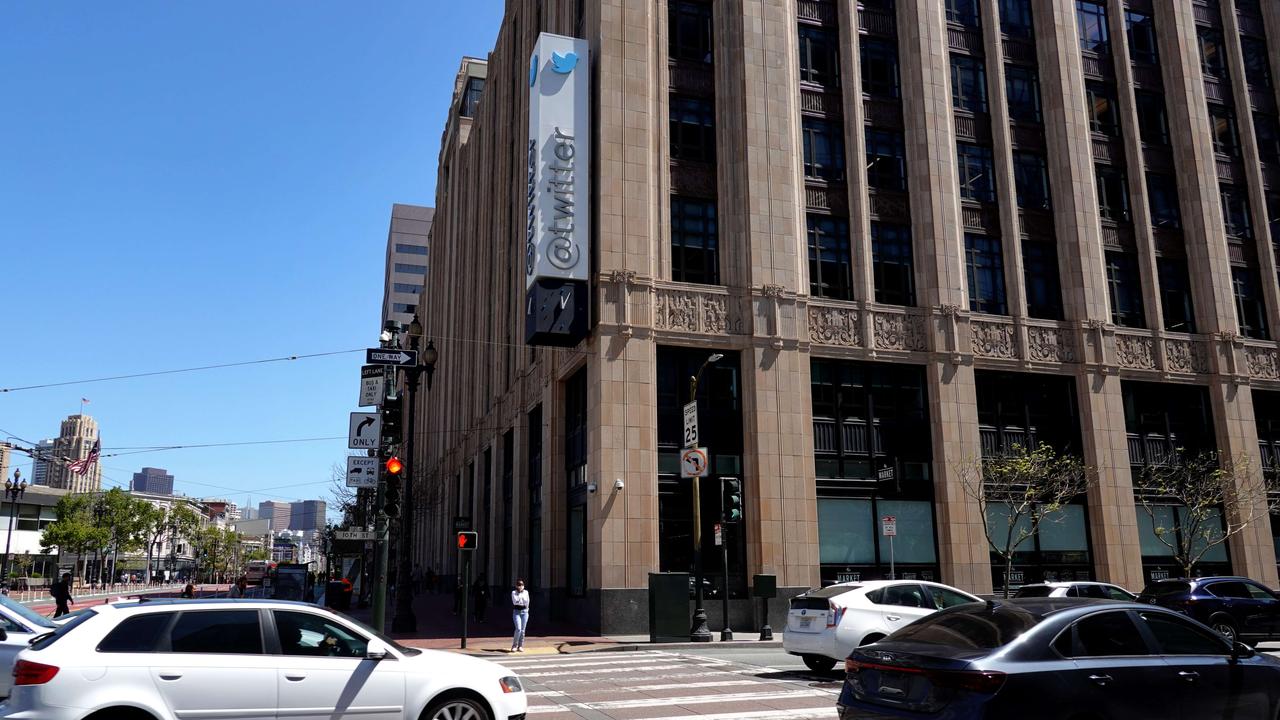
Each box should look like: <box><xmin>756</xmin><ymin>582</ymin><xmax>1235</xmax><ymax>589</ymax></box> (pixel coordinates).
<box><xmin>19</xmin><ymin>584</ymin><xmax>232</xmax><ymax>616</ymax></box>
<box><xmin>341</xmin><ymin>590</ymin><xmax>783</xmax><ymax>657</ymax></box>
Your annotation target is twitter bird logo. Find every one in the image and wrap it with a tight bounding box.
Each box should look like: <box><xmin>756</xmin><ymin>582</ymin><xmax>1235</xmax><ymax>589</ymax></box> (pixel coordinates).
<box><xmin>550</xmin><ymin>51</ymin><xmax>578</xmax><ymax>75</ymax></box>
<box><xmin>529</xmin><ymin>54</ymin><xmax>538</xmax><ymax>87</ymax></box>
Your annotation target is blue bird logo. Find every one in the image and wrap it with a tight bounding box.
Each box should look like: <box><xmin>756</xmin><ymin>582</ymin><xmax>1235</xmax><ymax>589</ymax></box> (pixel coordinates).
<box><xmin>550</xmin><ymin>51</ymin><xmax>578</xmax><ymax>75</ymax></box>
<box><xmin>529</xmin><ymin>54</ymin><xmax>538</xmax><ymax>86</ymax></box>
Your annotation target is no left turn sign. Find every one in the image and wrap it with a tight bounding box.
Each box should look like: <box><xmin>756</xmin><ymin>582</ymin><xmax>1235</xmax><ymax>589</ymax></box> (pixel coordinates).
<box><xmin>680</xmin><ymin>447</ymin><xmax>709</xmax><ymax>478</ymax></box>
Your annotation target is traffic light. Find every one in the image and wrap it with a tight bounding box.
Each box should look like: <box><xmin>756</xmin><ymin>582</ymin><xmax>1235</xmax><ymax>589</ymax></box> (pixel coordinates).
<box><xmin>381</xmin><ymin>394</ymin><xmax>403</xmax><ymax>447</ymax></box>
<box><xmin>383</xmin><ymin>454</ymin><xmax>403</xmax><ymax>519</ymax></box>
<box><xmin>457</xmin><ymin>531</ymin><xmax>477</xmax><ymax>551</ymax></box>
<box><xmin>722</xmin><ymin>478</ymin><xmax>743</xmax><ymax>522</ymax></box>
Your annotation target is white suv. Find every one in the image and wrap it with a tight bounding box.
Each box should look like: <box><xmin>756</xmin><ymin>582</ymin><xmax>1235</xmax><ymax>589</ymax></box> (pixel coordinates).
<box><xmin>783</xmin><ymin>580</ymin><xmax>981</xmax><ymax>672</ymax></box>
<box><xmin>0</xmin><ymin>599</ymin><xmax>526</xmax><ymax>720</ymax></box>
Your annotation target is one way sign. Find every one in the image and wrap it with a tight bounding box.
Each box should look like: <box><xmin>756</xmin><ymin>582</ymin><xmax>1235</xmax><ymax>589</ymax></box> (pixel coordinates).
<box><xmin>366</xmin><ymin>348</ymin><xmax>418</xmax><ymax>367</ymax></box>
<box><xmin>349</xmin><ymin>412</ymin><xmax>381</xmax><ymax>449</ymax></box>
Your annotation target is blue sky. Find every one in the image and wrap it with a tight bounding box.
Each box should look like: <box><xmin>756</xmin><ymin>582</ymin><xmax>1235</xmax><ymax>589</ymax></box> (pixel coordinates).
<box><xmin>0</xmin><ymin>2</ymin><xmax>503</xmax><ymax>516</ymax></box>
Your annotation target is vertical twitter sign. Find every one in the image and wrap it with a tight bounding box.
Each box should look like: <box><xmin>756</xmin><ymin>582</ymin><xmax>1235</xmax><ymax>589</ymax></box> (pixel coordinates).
<box><xmin>525</xmin><ymin>33</ymin><xmax>590</xmax><ymax>347</ymax></box>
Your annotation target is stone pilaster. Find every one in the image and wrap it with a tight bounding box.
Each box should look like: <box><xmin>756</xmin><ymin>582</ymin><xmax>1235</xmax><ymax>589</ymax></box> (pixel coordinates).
<box><xmin>1076</xmin><ymin>373</ymin><xmax>1145</xmax><ymax>590</ymax></box>
<box><xmin>927</xmin><ymin>362</ymin><xmax>991</xmax><ymax>594</ymax></box>
<box><xmin>1209</xmin><ymin>381</ymin><xmax>1279</xmax><ymax>587</ymax></box>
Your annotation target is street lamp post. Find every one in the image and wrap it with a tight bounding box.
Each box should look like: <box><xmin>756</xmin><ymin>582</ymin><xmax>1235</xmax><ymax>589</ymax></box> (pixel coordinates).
<box><xmin>393</xmin><ymin>316</ymin><xmax>437</xmax><ymax>633</ymax></box>
<box><xmin>2</xmin><ymin>470</ymin><xmax>28</xmax><ymax>585</ymax></box>
<box><xmin>689</xmin><ymin>353</ymin><xmax>723</xmax><ymax>642</ymax></box>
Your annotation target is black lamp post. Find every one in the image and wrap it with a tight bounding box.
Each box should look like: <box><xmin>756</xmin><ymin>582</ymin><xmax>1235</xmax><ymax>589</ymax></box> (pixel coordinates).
<box><xmin>2</xmin><ymin>470</ymin><xmax>28</xmax><ymax>585</ymax></box>
<box><xmin>392</xmin><ymin>315</ymin><xmax>437</xmax><ymax>633</ymax></box>
<box><xmin>689</xmin><ymin>353</ymin><xmax>723</xmax><ymax>642</ymax></box>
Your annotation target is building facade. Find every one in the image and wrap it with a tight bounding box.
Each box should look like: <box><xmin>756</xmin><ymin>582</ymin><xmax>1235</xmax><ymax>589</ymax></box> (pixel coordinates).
<box><xmin>30</xmin><ymin>440</ymin><xmax>54</xmax><ymax>486</ymax></box>
<box><xmin>289</xmin><ymin>500</ymin><xmax>326</xmax><ymax>531</ymax></box>
<box><xmin>131</xmin><ymin>467</ymin><xmax>175</xmax><ymax>495</ymax></box>
<box><xmin>414</xmin><ymin>0</ymin><xmax>1280</xmax><ymax>634</ymax></box>
<box><xmin>47</xmin><ymin>415</ymin><xmax>100</xmax><ymax>494</ymax></box>
<box><xmin>257</xmin><ymin>500</ymin><xmax>292</xmax><ymax>531</ymax></box>
<box><xmin>382</xmin><ymin>204</ymin><xmax>434</xmax><ymax>329</ymax></box>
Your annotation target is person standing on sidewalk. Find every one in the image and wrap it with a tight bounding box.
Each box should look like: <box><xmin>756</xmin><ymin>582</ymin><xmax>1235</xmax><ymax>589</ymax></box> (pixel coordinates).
<box><xmin>510</xmin><ymin>579</ymin><xmax>529</xmax><ymax>653</ymax></box>
<box><xmin>50</xmin><ymin>573</ymin><xmax>74</xmax><ymax>618</ymax></box>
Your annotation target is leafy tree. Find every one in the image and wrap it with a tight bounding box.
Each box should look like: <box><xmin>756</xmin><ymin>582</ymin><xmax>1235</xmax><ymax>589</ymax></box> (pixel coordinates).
<box><xmin>40</xmin><ymin>494</ymin><xmax>106</xmax><ymax>579</ymax></box>
<box><xmin>959</xmin><ymin>443</ymin><xmax>1095</xmax><ymax>598</ymax></box>
<box><xmin>140</xmin><ymin>504</ymin><xmax>169</xmax><ymax>582</ymax></box>
<box><xmin>1134</xmin><ymin>451</ymin><xmax>1279</xmax><ymax>577</ymax></box>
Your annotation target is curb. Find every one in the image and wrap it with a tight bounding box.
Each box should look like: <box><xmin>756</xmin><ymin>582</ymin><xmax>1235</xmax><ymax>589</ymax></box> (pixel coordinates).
<box><xmin>448</xmin><ymin>639</ymin><xmax>785</xmax><ymax>656</ymax></box>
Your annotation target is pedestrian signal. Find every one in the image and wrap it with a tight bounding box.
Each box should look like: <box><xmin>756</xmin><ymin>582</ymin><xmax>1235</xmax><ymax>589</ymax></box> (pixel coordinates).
<box><xmin>457</xmin><ymin>531</ymin><xmax>478</xmax><ymax>551</ymax></box>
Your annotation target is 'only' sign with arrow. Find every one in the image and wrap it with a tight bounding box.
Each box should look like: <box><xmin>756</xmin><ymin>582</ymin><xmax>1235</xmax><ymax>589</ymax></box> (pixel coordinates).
<box><xmin>349</xmin><ymin>412</ymin><xmax>381</xmax><ymax>449</ymax></box>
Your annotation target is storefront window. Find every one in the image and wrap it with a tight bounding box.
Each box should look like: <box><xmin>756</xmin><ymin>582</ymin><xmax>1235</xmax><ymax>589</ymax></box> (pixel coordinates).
<box><xmin>818</xmin><ymin>499</ymin><xmax>874</xmax><ymax>565</ymax></box>
<box><xmin>1135</xmin><ymin>504</ymin><xmax>1229</xmax><ymax>574</ymax></box>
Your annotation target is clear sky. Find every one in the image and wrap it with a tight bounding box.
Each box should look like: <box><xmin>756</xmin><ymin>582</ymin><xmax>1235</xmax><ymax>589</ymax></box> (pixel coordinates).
<box><xmin>0</xmin><ymin>1</ymin><xmax>504</xmax><ymax>517</ymax></box>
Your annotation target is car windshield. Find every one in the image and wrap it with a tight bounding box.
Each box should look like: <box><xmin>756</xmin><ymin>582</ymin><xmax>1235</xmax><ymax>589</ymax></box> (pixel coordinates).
<box><xmin>342</xmin><ymin>616</ymin><xmax>421</xmax><ymax>657</ymax></box>
<box><xmin>1141</xmin><ymin>582</ymin><xmax>1190</xmax><ymax>598</ymax></box>
<box><xmin>888</xmin><ymin>604</ymin><xmax>1040</xmax><ymax>650</ymax></box>
<box><xmin>0</xmin><ymin>595</ymin><xmax>57</xmax><ymax>629</ymax></box>
<box><xmin>29</xmin><ymin>610</ymin><xmax>97</xmax><ymax>650</ymax></box>
<box><xmin>1014</xmin><ymin>586</ymin><xmax>1053</xmax><ymax>598</ymax></box>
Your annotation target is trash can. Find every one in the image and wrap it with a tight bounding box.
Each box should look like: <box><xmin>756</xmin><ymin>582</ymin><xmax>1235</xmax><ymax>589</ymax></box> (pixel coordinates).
<box><xmin>326</xmin><ymin>580</ymin><xmax>351</xmax><ymax>611</ymax></box>
<box><xmin>648</xmin><ymin>572</ymin><xmax>690</xmax><ymax>643</ymax></box>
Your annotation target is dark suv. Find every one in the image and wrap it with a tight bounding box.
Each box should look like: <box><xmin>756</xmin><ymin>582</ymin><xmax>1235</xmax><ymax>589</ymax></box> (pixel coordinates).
<box><xmin>1138</xmin><ymin>576</ymin><xmax>1280</xmax><ymax>646</ymax></box>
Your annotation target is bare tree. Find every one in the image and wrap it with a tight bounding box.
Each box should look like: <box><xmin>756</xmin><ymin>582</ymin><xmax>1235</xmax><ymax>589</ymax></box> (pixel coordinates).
<box><xmin>958</xmin><ymin>443</ymin><xmax>1095</xmax><ymax>597</ymax></box>
<box><xmin>330</xmin><ymin>460</ymin><xmax>358</xmax><ymax>517</ymax></box>
<box><xmin>1133</xmin><ymin>451</ymin><xmax>1279</xmax><ymax>578</ymax></box>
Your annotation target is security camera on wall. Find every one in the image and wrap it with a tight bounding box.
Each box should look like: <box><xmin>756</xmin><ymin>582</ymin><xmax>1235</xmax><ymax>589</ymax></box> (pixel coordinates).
<box><xmin>614</xmin><ymin>479</ymin><xmax>624</xmax><ymax>491</ymax></box>
<box><xmin>587</xmin><ymin>482</ymin><xmax>597</xmax><ymax>493</ymax></box>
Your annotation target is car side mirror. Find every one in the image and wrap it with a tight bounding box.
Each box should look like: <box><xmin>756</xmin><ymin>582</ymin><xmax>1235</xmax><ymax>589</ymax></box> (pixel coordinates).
<box><xmin>1232</xmin><ymin>641</ymin><xmax>1255</xmax><ymax>660</ymax></box>
<box><xmin>365</xmin><ymin>638</ymin><xmax>390</xmax><ymax>660</ymax></box>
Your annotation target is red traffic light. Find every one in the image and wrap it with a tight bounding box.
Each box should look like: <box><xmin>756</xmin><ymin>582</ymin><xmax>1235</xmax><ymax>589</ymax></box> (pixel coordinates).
<box><xmin>457</xmin><ymin>531</ymin><xmax>477</xmax><ymax>551</ymax></box>
<box><xmin>385</xmin><ymin>456</ymin><xmax>404</xmax><ymax>475</ymax></box>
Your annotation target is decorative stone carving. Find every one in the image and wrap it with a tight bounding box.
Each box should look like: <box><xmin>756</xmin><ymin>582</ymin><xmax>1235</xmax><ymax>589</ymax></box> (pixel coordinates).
<box><xmin>655</xmin><ymin>291</ymin><xmax>699</xmax><ymax>332</ymax></box>
<box><xmin>873</xmin><ymin>312</ymin><xmax>926</xmax><ymax>351</ymax></box>
<box><xmin>938</xmin><ymin>304</ymin><xmax>963</xmax><ymax>317</ymax></box>
<box><xmin>808</xmin><ymin>305</ymin><xmax>861</xmax><ymax>347</ymax></box>
<box><xmin>761</xmin><ymin>284</ymin><xmax>786</xmax><ymax>298</ymax></box>
<box><xmin>971</xmin><ymin>321</ymin><xmax>1016</xmax><ymax>358</ymax></box>
<box><xmin>653</xmin><ymin>289</ymin><xmax>742</xmax><ymax>335</ymax></box>
<box><xmin>1215</xmin><ymin>330</ymin><xmax>1241</xmax><ymax>343</ymax></box>
<box><xmin>1164</xmin><ymin>338</ymin><xmax>1209</xmax><ymax>374</ymax></box>
<box><xmin>609</xmin><ymin>269</ymin><xmax>637</xmax><ymax>284</ymax></box>
<box><xmin>1115</xmin><ymin>334</ymin><xmax>1156</xmax><ymax>369</ymax></box>
<box><xmin>1245</xmin><ymin>346</ymin><xmax>1280</xmax><ymax>380</ymax></box>
<box><xmin>703</xmin><ymin>295</ymin><xmax>727</xmax><ymax>334</ymax></box>
<box><xmin>1085</xmin><ymin>319</ymin><xmax>1106</xmax><ymax>330</ymax></box>
<box><xmin>1027</xmin><ymin>326</ymin><xmax>1075</xmax><ymax>363</ymax></box>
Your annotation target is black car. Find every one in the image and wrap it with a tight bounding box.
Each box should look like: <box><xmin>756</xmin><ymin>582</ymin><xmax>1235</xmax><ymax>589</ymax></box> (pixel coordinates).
<box><xmin>1138</xmin><ymin>576</ymin><xmax>1280</xmax><ymax>646</ymax></box>
<box><xmin>837</xmin><ymin>598</ymin><xmax>1280</xmax><ymax>720</ymax></box>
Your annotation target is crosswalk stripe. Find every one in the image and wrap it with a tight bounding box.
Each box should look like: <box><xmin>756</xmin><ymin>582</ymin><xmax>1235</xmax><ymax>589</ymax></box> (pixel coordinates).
<box><xmin>558</xmin><ymin>689</ymin><xmax>833</xmax><ymax>711</ymax></box>
<box><xmin>649</xmin><ymin>709</ymin><xmax>839</xmax><ymax>720</ymax></box>
<box><xmin>500</xmin><ymin>651</ymin><xmax>672</xmax><ymax>667</ymax></box>
<box><xmin>500</xmin><ymin>656</ymin><xmax>683</xmax><ymax>670</ymax></box>
<box><xmin>517</xmin><ymin>663</ymin><xmax>689</xmax><ymax>677</ymax></box>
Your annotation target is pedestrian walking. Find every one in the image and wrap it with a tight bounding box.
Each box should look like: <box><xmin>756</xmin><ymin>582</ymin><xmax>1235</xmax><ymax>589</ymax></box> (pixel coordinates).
<box><xmin>411</xmin><ymin>564</ymin><xmax>423</xmax><ymax>595</ymax></box>
<box><xmin>425</xmin><ymin>566</ymin><xmax>437</xmax><ymax>595</ymax></box>
<box><xmin>50</xmin><ymin>573</ymin><xmax>74</xmax><ymax>618</ymax></box>
<box><xmin>510</xmin><ymin>579</ymin><xmax>530</xmax><ymax>653</ymax></box>
<box><xmin>472</xmin><ymin>572</ymin><xmax>489</xmax><ymax>623</ymax></box>
<box><xmin>452</xmin><ymin>576</ymin><xmax>463</xmax><ymax>615</ymax></box>
<box><xmin>181</xmin><ymin>582</ymin><xmax>195</xmax><ymax>599</ymax></box>
<box><xmin>229</xmin><ymin>577</ymin><xmax>248</xmax><ymax>598</ymax></box>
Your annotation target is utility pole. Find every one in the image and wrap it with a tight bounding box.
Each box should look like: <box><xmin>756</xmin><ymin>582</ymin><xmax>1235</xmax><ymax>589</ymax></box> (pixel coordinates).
<box><xmin>371</xmin><ymin>322</ymin><xmax>399</xmax><ymax>632</ymax></box>
<box><xmin>393</xmin><ymin>317</ymin><xmax>437</xmax><ymax>634</ymax></box>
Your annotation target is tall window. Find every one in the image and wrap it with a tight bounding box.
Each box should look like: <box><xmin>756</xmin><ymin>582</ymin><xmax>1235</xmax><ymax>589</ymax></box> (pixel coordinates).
<box><xmin>1000</xmin><ymin>0</ymin><xmax>1033</xmax><ymax>38</ymax></box>
<box><xmin>1013</xmin><ymin>152</ymin><xmax>1051</xmax><ymax>210</ymax></box>
<box><xmin>1105</xmin><ymin>251</ymin><xmax>1145</xmax><ymax>328</ymax></box>
<box><xmin>1157</xmin><ymin>257</ymin><xmax>1196</xmax><ymax>333</ymax></box>
<box><xmin>946</xmin><ymin>0</ymin><xmax>981</xmax><ymax>27</ymax></box>
<box><xmin>669</xmin><ymin>95</ymin><xmax>715</xmax><ymax>162</ymax></box>
<box><xmin>1146</xmin><ymin>173</ymin><xmax>1181</xmax><ymax>229</ymax></box>
<box><xmin>799</xmin><ymin>26</ymin><xmax>840</xmax><ymax>86</ymax></box>
<box><xmin>860</xmin><ymin>38</ymin><xmax>900</xmax><ymax>98</ymax></box>
<box><xmin>671</xmin><ymin>197</ymin><xmax>719</xmax><ymax>284</ymax></box>
<box><xmin>957</xmin><ymin>143</ymin><xmax>997</xmax><ymax>203</ymax></box>
<box><xmin>950</xmin><ymin>55</ymin><xmax>988</xmax><ymax>113</ymax></box>
<box><xmin>1085</xmin><ymin>82</ymin><xmax>1120</xmax><ymax>136</ymax></box>
<box><xmin>1076</xmin><ymin>1</ymin><xmax>1110</xmax><ymax>54</ymax></box>
<box><xmin>1005</xmin><ymin>65</ymin><xmax>1042</xmax><ymax>123</ymax></box>
<box><xmin>808</xmin><ymin>215</ymin><xmax>853</xmax><ymax>300</ymax></box>
<box><xmin>1255</xmin><ymin>113</ymin><xmax>1280</xmax><ymax>164</ymax></box>
<box><xmin>1242</xmin><ymin>38</ymin><xmax>1272</xmax><ymax>88</ymax></box>
<box><xmin>1221</xmin><ymin>187</ymin><xmax>1253</xmax><ymax>239</ymax></box>
<box><xmin>1022</xmin><ymin>240</ymin><xmax>1063</xmax><ymax>320</ymax></box>
<box><xmin>1198</xmin><ymin>29</ymin><xmax>1226</xmax><ymax>78</ymax></box>
<box><xmin>564</xmin><ymin>368</ymin><xmax>588</xmax><ymax>488</ymax></box>
<box><xmin>865</xmin><ymin>129</ymin><xmax>908</xmax><ymax>191</ymax></box>
<box><xmin>966</xmin><ymin>234</ymin><xmax>1008</xmax><ymax>315</ymax></box>
<box><xmin>1125</xmin><ymin>11</ymin><xmax>1158</xmax><ymax>65</ymax></box>
<box><xmin>1135</xmin><ymin>92</ymin><xmax>1170</xmax><ymax>145</ymax></box>
<box><xmin>802</xmin><ymin>118</ymin><xmax>846</xmax><ymax>181</ymax></box>
<box><xmin>1209</xmin><ymin>105</ymin><xmax>1240</xmax><ymax>157</ymax></box>
<box><xmin>669</xmin><ymin>0</ymin><xmax>713</xmax><ymax>64</ymax></box>
<box><xmin>526</xmin><ymin>405</ymin><xmax>543</xmax><ymax>589</ymax></box>
<box><xmin>1095</xmin><ymin>165</ymin><xmax>1131</xmax><ymax>222</ymax></box>
<box><xmin>1233</xmin><ymin>268</ymin><xmax>1270</xmax><ymax>340</ymax></box>
<box><xmin>871</xmin><ymin>221</ymin><xmax>915</xmax><ymax>306</ymax></box>
<box><xmin>460</xmin><ymin>77</ymin><xmax>485</xmax><ymax>118</ymax></box>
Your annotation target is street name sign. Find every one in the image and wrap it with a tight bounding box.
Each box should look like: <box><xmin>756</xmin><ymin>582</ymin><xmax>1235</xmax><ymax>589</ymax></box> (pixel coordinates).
<box><xmin>366</xmin><ymin>348</ymin><xmax>418</xmax><ymax>367</ymax></box>
<box><xmin>881</xmin><ymin>515</ymin><xmax>897</xmax><ymax>537</ymax></box>
<box><xmin>682</xmin><ymin>401</ymin><xmax>699</xmax><ymax>448</ymax></box>
<box><xmin>359</xmin><ymin>365</ymin><xmax>384</xmax><ymax>407</ymax></box>
<box><xmin>345</xmin><ymin>456</ymin><xmax>378</xmax><ymax>488</ymax></box>
<box><xmin>335</xmin><ymin>530</ymin><xmax>376</xmax><ymax>541</ymax></box>
<box><xmin>348</xmin><ymin>412</ymin><xmax>381</xmax><ymax>449</ymax></box>
<box><xmin>680</xmin><ymin>447</ymin><xmax>709</xmax><ymax>478</ymax></box>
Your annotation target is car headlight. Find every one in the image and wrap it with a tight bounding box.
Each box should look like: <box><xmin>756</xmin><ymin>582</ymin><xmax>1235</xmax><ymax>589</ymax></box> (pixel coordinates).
<box><xmin>499</xmin><ymin>676</ymin><xmax>524</xmax><ymax>694</ymax></box>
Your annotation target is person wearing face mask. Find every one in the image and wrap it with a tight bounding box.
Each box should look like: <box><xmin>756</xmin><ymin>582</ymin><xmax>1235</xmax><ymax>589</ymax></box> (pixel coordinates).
<box><xmin>510</xmin><ymin>579</ymin><xmax>530</xmax><ymax>653</ymax></box>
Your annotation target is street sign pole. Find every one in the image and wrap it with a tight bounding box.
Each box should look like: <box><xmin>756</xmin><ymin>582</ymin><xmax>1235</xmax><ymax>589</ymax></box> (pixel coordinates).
<box><xmin>719</xmin><ymin>480</ymin><xmax>732</xmax><ymax>642</ymax></box>
<box><xmin>460</xmin><ymin>552</ymin><xmax>470</xmax><ymax>650</ymax></box>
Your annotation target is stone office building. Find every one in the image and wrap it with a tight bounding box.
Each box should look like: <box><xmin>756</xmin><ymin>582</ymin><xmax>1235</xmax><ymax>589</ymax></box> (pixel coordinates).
<box><xmin>413</xmin><ymin>0</ymin><xmax>1280</xmax><ymax>633</ymax></box>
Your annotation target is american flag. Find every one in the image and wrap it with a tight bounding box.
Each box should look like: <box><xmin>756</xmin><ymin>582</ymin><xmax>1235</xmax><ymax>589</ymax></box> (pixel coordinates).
<box><xmin>67</xmin><ymin>439</ymin><xmax>100</xmax><ymax>475</ymax></box>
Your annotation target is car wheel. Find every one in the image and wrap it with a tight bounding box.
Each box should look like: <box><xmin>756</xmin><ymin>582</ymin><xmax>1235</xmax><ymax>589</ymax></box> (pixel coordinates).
<box><xmin>803</xmin><ymin>655</ymin><xmax>837</xmax><ymax>673</ymax></box>
<box><xmin>425</xmin><ymin>697</ymin><xmax>491</xmax><ymax>720</ymax></box>
<box><xmin>1210</xmin><ymin>617</ymin><xmax>1239</xmax><ymax>643</ymax></box>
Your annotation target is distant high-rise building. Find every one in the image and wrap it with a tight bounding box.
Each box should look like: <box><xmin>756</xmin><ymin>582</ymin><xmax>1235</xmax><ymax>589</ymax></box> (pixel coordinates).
<box><xmin>381</xmin><ymin>204</ymin><xmax>433</xmax><ymax>329</ymax></box>
<box><xmin>30</xmin><ymin>439</ymin><xmax>54</xmax><ymax>486</ymax></box>
<box><xmin>47</xmin><ymin>415</ymin><xmax>100</xmax><ymax>494</ymax></box>
<box><xmin>289</xmin><ymin>500</ymin><xmax>326</xmax><ymax>531</ymax></box>
<box><xmin>225</xmin><ymin>502</ymin><xmax>241</xmax><ymax>522</ymax></box>
<box><xmin>241</xmin><ymin>506</ymin><xmax>258</xmax><ymax>521</ymax></box>
<box><xmin>258</xmin><ymin>500</ymin><xmax>291</xmax><ymax>530</ymax></box>
<box><xmin>0</xmin><ymin>443</ymin><xmax>10</xmax><ymax>483</ymax></box>
<box><xmin>131</xmin><ymin>467</ymin><xmax>174</xmax><ymax>495</ymax></box>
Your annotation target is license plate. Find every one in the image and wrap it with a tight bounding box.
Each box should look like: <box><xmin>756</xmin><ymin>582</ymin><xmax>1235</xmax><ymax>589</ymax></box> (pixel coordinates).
<box><xmin>798</xmin><ymin>617</ymin><xmax>813</xmax><ymax>628</ymax></box>
<box><xmin>878</xmin><ymin>673</ymin><xmax>908</xmax><ymax>698</ymax></box>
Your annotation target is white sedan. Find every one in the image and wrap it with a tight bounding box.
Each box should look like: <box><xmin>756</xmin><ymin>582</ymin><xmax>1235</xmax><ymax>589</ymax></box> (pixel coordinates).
<box><xmin>0</xmin><ymin>595</ymin><xmax>61</xmax><ymax>698</ymax></box>
<box><xmin>783</xmin><ymin>579</ymin><xmax>981</xmax><ymax>672</ymax></box>
<box><xmin>0</xmin><ymin>599</ymin><xmax>526</xmax><ymax>720</ymax></box>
